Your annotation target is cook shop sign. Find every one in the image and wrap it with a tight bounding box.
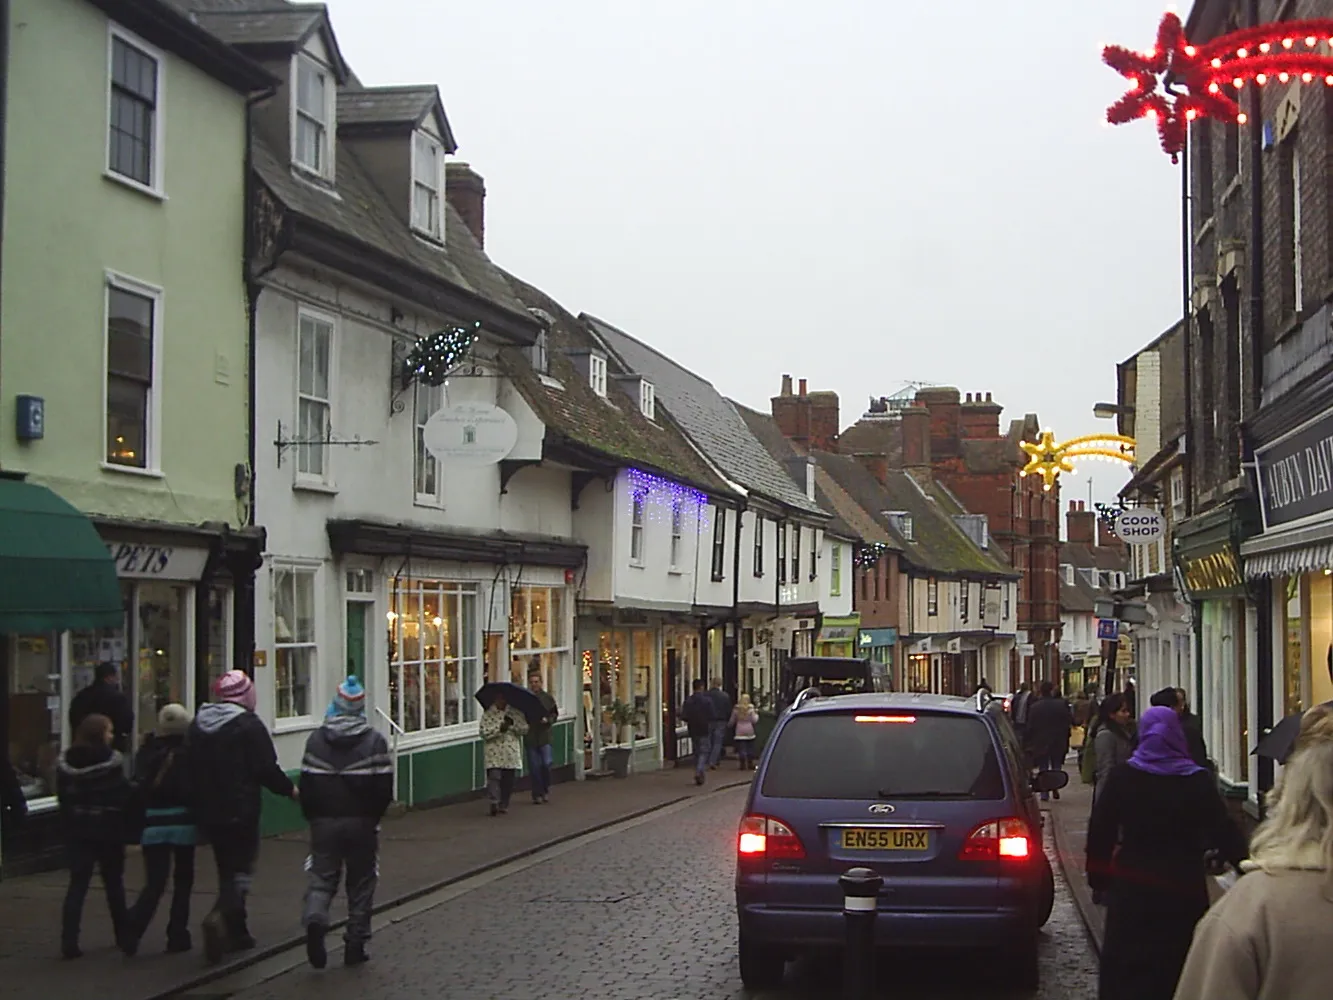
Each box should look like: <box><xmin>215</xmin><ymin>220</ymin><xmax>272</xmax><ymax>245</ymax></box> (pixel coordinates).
<box><xmin>1256</xmin><ymin>410</ymin><xmax>1333</xmax><ymax>530</ymax></box>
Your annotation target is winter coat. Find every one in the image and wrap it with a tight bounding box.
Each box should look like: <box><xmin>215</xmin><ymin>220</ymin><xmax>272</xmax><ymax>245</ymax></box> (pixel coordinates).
<box><xmin>133</xmin><ymin>733</ymin><xmax>196</xmax><ymax>846</ymax></box>
<box><xmin>708</xmin><ymin>687</ymin><xmax>733</xmax><ymax>723</ymax></box>
<box><xmin>56</xmin><ymin>744</ymin><xmax>130</xmax><ymax>844</ymax></box>
<box><xmin>1092</xmin><ymin>722</ymin><xmax>1134</xmax><ymax>800</ymax></box>
<box><xmin>187</xmin><ymin>702</ymin><xmax>294</xmax><ymax>831</ymax></box>
<box><xmin>730</xmin><ymin>707</ymin><xmax>759</xmax><ymax>740</ymax></box>
<box><xmin>524</xmin><ymin>691</ymin><xmax>559</xmax><ymax>749</ymax></box>
<box><xmin>1173</xmin><ymin>866</ymin><xmax>1333</xmax><ymax>1000</ymax></box>
<box><xmin>681</xmin><ymin>692</ymin><xmax>716</xmax><ymax>738</ymax></box>
<box><xmin>68</xmin><ymin>682</ymin><xmax>134</xmax><ymax>752</ymax></box>
<box><xmin>1180</xmin><ymin>712</ymin><xmax>1211</xmax><ymax>770</ymax></box>
<box><xmin>1024</xmin><ymin>696</ymin><xmax>1074</xmax><ymax>762</ymax></box>
<box><xmin>1087</xmin><ymin>763</ymin><xmax>1247</xmax><ymax>1000</ymax></box>
<box><xmin>299</xmin><ymin>715</ymin><xmax>394</xmax><ymax>821</ymax></box>
<box><xmin>479</xmin><ymin>706</ymin><xmax>528</xmax><ymax>770</ymax></box>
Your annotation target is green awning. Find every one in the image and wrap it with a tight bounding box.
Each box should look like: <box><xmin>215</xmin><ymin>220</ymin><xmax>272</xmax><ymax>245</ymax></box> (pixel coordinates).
<box><xmin>0</xmin><ymin>476</ymin><xmax>123</xmax><ymax>634</ymax></box>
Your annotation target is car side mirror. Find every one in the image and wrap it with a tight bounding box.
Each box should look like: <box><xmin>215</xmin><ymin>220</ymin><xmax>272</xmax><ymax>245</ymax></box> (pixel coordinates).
<box><xmin>1031</xmin><ymin>769</ymin><xmax>1069</xmax><ymax>794</ymax></box>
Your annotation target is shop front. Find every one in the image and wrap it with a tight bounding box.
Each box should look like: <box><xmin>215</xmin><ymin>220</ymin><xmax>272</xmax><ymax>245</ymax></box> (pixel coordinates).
<box><xmin>857</xmin><ymin>627</ymin><xmax>898</xmax><ymax>686</ymax></box>
<box><xmin>577</xmin><ymin>608</ymin><xmax>665</xmax><ymax>775</ymax></box>
<box><xmin>814</xmin><ymin>614</ymin><xmax>860</xmax><ymax>657</ymax></box>
<box><xmin>1175</xmin><ymin>501</ymin><xmax>1257</xmax><ymax>796</ymax></box>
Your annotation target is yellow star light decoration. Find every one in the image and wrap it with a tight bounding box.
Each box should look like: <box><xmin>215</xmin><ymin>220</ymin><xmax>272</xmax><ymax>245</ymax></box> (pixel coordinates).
<box><xmin>1019</xmin><ymin>431</ymin><xmax>1137</xmax><ymax>491</ymax></box>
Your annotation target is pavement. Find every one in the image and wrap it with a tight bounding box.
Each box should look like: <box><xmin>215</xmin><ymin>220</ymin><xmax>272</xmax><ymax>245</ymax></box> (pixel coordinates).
<box><xmin>190</xmin><ymin>785</ymin><xmax>1100</xmax><ymax>1000</ymax></box>
<box><xmin>0</xmin><ymin>762</ymin><xmax>754</xmax><ymax>1000</ymax></box>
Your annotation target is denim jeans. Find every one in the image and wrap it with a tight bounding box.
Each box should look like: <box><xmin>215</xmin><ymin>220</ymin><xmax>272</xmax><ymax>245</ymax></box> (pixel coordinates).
<box><xmin>128</xmin><ymin>844</ymin><xmax>195</xmax><ymax>947</ymax></box>
<box><xmin>707</xmin><ymin>721</ymin><xmax>727</xmax><ymax>767</ymax></box>
<box><xmin>693</xmin><ymin>731</ymin><xmax>712</xmax><ymax>776</ymax></box>
<box><xmin>527</xmin><ymin>744</ymin><xmax>553</xmax><ymax>800</ymax></box>
<box><xmin>62</xmin><ymin>840</ymin><xmax>127</xmax><ymax>951</ymax></box>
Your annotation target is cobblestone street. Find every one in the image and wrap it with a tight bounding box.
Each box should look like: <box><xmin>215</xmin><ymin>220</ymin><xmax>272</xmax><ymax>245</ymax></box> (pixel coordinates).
<box><xmin>207</xmin><ymin>788</ymin><xmax>1098</xmax><ymax>1000</ymax></box>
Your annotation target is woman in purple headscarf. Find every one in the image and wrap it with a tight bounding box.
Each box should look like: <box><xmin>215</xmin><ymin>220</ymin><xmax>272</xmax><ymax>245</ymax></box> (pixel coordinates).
<box><xmin>1085</xmin><ymin>706</ymin><xmax>1247</xmax><ymax>1000</ymax></box>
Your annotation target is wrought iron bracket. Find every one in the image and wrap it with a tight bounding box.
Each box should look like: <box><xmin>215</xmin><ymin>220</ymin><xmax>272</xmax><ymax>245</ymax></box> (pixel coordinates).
<box><xmin>274</xmin><ymin>420</ymin><xmax>379</xmax><ymax>468</ymax></box>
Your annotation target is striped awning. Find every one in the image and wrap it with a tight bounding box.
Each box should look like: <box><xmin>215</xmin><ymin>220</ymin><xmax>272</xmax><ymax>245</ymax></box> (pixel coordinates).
<box><xmin>1241</xmin><ymin>519</ymin><xmax>1333</xmax><ymax>578</ymax></box>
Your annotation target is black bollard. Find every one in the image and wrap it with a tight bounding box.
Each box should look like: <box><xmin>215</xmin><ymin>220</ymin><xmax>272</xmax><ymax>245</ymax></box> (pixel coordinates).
<box><xmin>839</xmin><ymin>866</ymin><xmax>883</xmax><ymax>999</ymax></box>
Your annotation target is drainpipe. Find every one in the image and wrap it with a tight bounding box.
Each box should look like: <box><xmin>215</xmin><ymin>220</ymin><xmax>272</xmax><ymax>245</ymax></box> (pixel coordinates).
<box><xmin>0</xmin><ymin>0</ymin><xmax>10</xmax><ymax>403</ymax></box>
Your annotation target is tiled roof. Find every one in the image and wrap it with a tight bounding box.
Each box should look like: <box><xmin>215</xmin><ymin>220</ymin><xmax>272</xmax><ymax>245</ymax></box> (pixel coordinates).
<box><xmin>496</xmin><ymin>277</ymin><xmax>736</xmax><ymax>498</ymax></box>
<box><xmin>583</xmin><ymin>315</ymin><xmax>825</xmax><ymax>517</ymax></box>
<box><xmin>1061</xmin><ymin>580</ymin><xmax>1097</xmax><ymax>614</ymax></box>
<box><xmin>193</xmin><ymin>8</ymin><xmax>321</xmax><ymax>44</ymax></box>
<box><xmin>251</xmin><ymin>137</ymin><xmax>531</xmax><ymax>326</ymax></box>
<box><xmin>814</xmin><ymin>468</ymin><xmax>893</xmax><ymax>546</ymax></box>
<box><xmin>338</xmin><ymin>86</ymin><xmax>442</xmax><ymax>130</ymax></box>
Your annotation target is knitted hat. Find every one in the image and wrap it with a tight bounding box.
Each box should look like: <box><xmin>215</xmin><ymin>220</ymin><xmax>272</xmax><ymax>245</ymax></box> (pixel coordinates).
<box><xmin>329</xmin><ymin>676</ymin><xmax>366</xmax><ymax>717</ymax></box>
<box><xmin>157</xmin><ymin>703</ymin><xmax>192</xmax><ymax>736</ymax></box>
<box><xmin>214</xmin><ymin>670</ymin><xmax>257</xmax><ymax>712</ymax></box>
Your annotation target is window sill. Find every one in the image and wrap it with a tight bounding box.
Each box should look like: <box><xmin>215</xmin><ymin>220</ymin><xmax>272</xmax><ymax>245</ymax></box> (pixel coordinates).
<box><xmin>293</xmin><ymin>480</ymin><xmax>339</xmax><ymax>496</ymax></box>
<box><xmin>413</xmin><ymin>496</ymin><xmax>445</xmax><ymax>511</ymax></box>
<box><xmin>668</xmin><ymin>568</ymin><xmax>684</xmax><ymax>576</ymax></box>
<box><xmin>104</xmin><ymin>170</ymin><xmax>167</xmax><ymax>202</ymax></box>
<box><xmin>629</xmin><ymin>561</ymin><xmax>646</xmax><ymax>570</ymax></box>
<box><xmin>273</xmin><ymin>716</ymin><xmax>318</xmax><ymax>735</ymax></box>
<box><xmin>394</xmin><ymin>722</ymin><xmax>483</xmax><ymax>752</ymax></box>
<box><xmin>290</xmin><ymin>165</ymin><xmax>341</xmax><ymax>198</ymax></box>
<box><xmin>412</xmin><ymin>227</ymin><xmax>445</xmax><ymax>248</ymax></box>
<box><xmin>538</xmin><ymin>374</ymin><xmax>565</xmax><ymax>390</ymax></box>
<box><xmin>101</xmin><ymin>461</ymin><xmax>164</xmax><ymax>479</ymax></box>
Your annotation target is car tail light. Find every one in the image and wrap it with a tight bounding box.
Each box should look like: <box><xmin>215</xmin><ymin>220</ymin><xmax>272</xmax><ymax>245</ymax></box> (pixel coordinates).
<box><xmin>959</xmin><ymin>818</ymin><xmax>1032</xmax><ymax>862</ymax></box>
<box><xmin>854</xmin><ymin>714</ymin><xmax>916</xmax><ymax>723</ymax></box>
<box><xmin>738</xmin><ymin>814</ymin><xmax>806</xmax><ymax>861</ymax></box>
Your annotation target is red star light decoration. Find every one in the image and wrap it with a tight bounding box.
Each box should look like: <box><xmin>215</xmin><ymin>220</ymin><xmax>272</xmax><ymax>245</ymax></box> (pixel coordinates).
<box><xmin>1104</xmin><ymin>13</ymin><xmax>1333</xmax><ymax>162</ymax></box>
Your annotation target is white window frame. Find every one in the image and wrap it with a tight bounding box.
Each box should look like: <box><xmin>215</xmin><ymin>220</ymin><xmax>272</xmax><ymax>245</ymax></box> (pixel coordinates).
<box><xmin>1170</xmin><ymin>470</ymin><xmax>1185</xmax><ymax>507</ymax></box>
<box><xmin>102</xmin><ymin>271</ymin><xmax>164</xmax><ymax>476</ymax></box>
<box><xmin>830</xmin><ymin>543</ymin><xmax>842</xmax><ymax>596</ymax></box>
<box><xmin>291</xmin><ymin>53</ymin><xmax>335</xmax><ymax>180</ymax></box>
<box><xmin>295</xmin><ymin>307</ymin><xmax>336</xmax><ymax>486</ymax></box>
<box><xmin>960</xmin><ymin>581</ymin><xmax>970</xmax><ymax>621</ymax></box>
<box><xmin>669</xmin><ymin>499</ymin><xmax>683</xmax><ymax>571</ymax></box>
<box><xmin>413</xmin><ymin>381</ymin><xmax>444</xmax><ymax>506</ymax></box>
<box><xmin>927</xmin><ymin>578</ymin><xmax>939</xmax><ymax>617</ymax></box>
<box><xmin>387</xmin><ymin>578</ymin><xmax>480</xmax><ymax>737</ymax></box>
<box><xmin>589</xmin><ymin>354</ymin><xmax>608</xmax><ymax>397</ymax></box>
<box><xmin>105</xmin><ymin>25</ymin><xmax>166</xmax><ymax>197</ymax></box>
<box><xmin>531</xmin><ymin>330</ymin><xmax>549</xmax><ymax>374</ymax></box>
<box><xmin>753</xmin><ymin>515</ymin><xmax>765</xmax><ymax>577</ymax></box>
<box><xmin>273</xmin><ymin>564</ymin><xmax>318</xmax><ymax>723</ymax></box>
<box><xmin>411</xmin><ymin>130</ymin><xmax>445</xmax><ymax>240</ymax></box>
<box><xmin>639</xmin><ymin>380</ymin><xmax>655</xmax><ymax>420</ymax></box>
<box><xmin>630</xmin><ymin>490</ymin><xmax>646</xmax><ymax>565</ymax></box>
<box><xmin>792</xmin><ymin>524</ymin><xmax>801</xmax><ymax>582</ymax></box>
<box><xmin>509</xmin><ymin>586</ymin><xmax>572</xmax><ymax>717</ymax></box>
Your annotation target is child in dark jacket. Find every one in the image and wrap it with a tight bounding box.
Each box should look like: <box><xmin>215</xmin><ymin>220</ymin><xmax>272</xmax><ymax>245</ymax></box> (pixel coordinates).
<box><xmin>299</xmin><ymin>677</ymin><xmax>393</xmax><ymax>969</ymax></box>
<box><xmin>122</xmin><ymin>704</ymin><xmax>196</xmax><ymax>955</ymax></box>
<box><xmin>57</xmin><ymin>712</ymin><xmax>131</xmax><ymax>959</ymax></box>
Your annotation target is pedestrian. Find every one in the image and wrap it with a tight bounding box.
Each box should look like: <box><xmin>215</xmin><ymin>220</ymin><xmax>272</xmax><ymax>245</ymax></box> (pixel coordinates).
<box><xmin>1086</xmin><ymin>693</ymin><xmax>1134</xmax><ymax>803</ymax></box>
<box><xmin>68</xmin><ymin>662</ymin><xmax>134</xmax><ymax>754</ymax></box>
<box><xmin>681</xmin><ymin>679</ymin><xmax>715</xmax><ymax>785</ymax></box>
<box><xmin>1071</xmin><ymin>688</ymin><xmax>1093</xmax><ymax>760</ymax></box>
<box><xmin>188</xmin><ymin>669</ymin><xmax>299</xmax><ymax>964</ymax></box>
<box><xmin>1124</xmin><ymin>679</ymin><xmax>1138</xmax><ymax>719</ymax></box>
<box><xmin>122</xmin><ymin>704</ymin><xmax>196</xmax><ymax>956</ymax></box>
<box><xmin>300</xmin><ymin>677</ymin><xmax>393</xmax><ymax>969</ymax></box>
<box><xmin>730</xmin><ymin>694</ymin><xmax>759</xmax><ymax>771</ymax></box>
<box><xmin>707</xmin><ymin>677</ymin><xmax>732</xmax><ymax>770</ymax></box>
<box><xmin>1086</xmin><ymin>705</ymin><xmax>1247</xmax><ymax>1000</ymax></box>
<box><xmin>525</xmin><ymin>665</ymin><xmax>559</xmax><ymax>804</ymax></box>
<box><xmin>480</xmin><ymin>691</ymin><xmax>528</xmax><ymax>816</ymax></box>
<box><xmin>56</xmin><ymin>713</ymin><xmax>131</xmax><ymax>959</ymax></box>
<box><xmin>1024</xmin><ymin>681</ymin><xmax>1074</xmax><ymax>801</ymax></box>
<box><xmin>1011</xmin><ymin>681</ymin><xmax>1033</xmax><ymax>743</ymax></box>
<box><xmin>1173</xmin><ymin>703</ymin><xmax>1333</xmax><ymax>1000</ymax></box>
<box><xmin>1174</xmin><ymin>688</ymin><xmax>1211</xmax><ymax>770</ymax></box>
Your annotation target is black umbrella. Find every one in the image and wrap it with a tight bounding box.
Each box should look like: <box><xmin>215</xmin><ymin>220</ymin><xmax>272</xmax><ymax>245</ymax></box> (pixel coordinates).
<box><xmin>1253</xmin><ymin>700</ymin><xmax>1333</xmax><ymax>764</ymax></box>
<box><xmin>475</xmin><ymin>681</ymin><xmax>546</xmax><ymax>726</ymax></box>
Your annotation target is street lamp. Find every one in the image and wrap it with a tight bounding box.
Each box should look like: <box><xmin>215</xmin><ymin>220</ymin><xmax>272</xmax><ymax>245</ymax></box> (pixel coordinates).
<box><xmin>1093</xmin><ymin>402</ymin><xmax>1121</xmax><ymax>420</ymax></box>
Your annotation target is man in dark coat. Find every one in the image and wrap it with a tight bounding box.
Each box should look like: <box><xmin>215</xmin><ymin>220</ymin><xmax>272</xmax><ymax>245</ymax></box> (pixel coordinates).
<box><xmin>188</xmin><ymin>670</ymin><xmax>297</xmax><ymax>964</ymax></box>
<box><xmin>69</xmin><ymin>663</ymin><xmax>134</xmax><ymax>753</ymax></box>
<box><xmin>1173</xmin><ymin>688</ymin><xmax>1211</xmax><ymax>770</ymax></box>
<box><xmin>299</xmin><ymin>677</ymin><xmax>392</xmax><ymax>969</ymax></box>
<box><xmin>1023</xmin><ymin>681</ymin><xmax>1074</xmax><ymax>800</ymax></box>
<box><xmin>681</xmin><ymin>680</ymin><xmax>716</xmax><ymax>786</ymax></box>
<box><xmin>706</xmin><ymin>677</ymin><xmax>732</xmax><ymax>770</ymax></box>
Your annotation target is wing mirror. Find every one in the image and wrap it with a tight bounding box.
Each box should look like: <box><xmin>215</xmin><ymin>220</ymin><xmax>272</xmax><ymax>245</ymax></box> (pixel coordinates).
<box><xmin>1031</xmin><ymin>769</ymin><xmax>1070</xmax><ymax>794</ymax></box>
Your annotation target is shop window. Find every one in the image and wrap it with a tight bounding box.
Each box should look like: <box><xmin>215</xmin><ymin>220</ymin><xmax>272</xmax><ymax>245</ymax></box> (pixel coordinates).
<box><xmin>830</xmin><ymin>544</ymin><xmax>842</xmax><ymax>596</ymax></box>
<box><xmin>388</xmin><ymin>578</ymin><xmax>478</xmax><ymax>732</ymax></box>
<box><xmin>6</xmin><ymin>634</ymin><xmax>61</xmax><ymax>803</ymax></box>
<box><xmin>1284</xmin><ymin>575</ymin><xmax>1305</xmax><ymax>717</ymax></box>
<box><xmin>595</xmin><ymin>629</ymin><xmax>657</xmax><ymax>744</ymax></box>
<box><xmin>135</xmin><ymin>581</ymin><xmax>190</xmax><ymax>734</ymax></box>
<box><xmin>274</xmin><ymin>567</ymin><xmax>317</xmax><ymax>719</ymax></box>
<box><xmin>414</xmin><ymin>382</ymin><xmax>443</xmax><ymax>504</ymax></box>
<box><xmin>510</xmin><ymin>585</ymin><xmax>570</xmax><ymax>715</ymax></box>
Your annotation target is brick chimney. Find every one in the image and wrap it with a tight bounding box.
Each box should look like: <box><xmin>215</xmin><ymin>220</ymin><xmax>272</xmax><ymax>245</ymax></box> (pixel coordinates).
<box><xmin>808</xmin><ymin>391</ymin><xmax>839</xmax><ymax>452</ymax></box>
<box><xmin>445</xmin><ymin>162</ymin><xmax>486</xmax><ymax>248</ymax></box>
<box><xmin>854</xmin><ymin>453</ymin><xmax>889</xmax><ymax>486</ymax></box>
<box><xmin>960</xmin><ymin>390</ymin><xmax>1003</xmax><ymax>440</ymax></box>
<box><xmin>901</xmin><ymin>405</ymin><xmax>931</xmax><ymax>470</ymax></box>
<box><xmin>1098</xmin><ymin>519</ymin><xmax>1125</xmax><ymax>550</ymax></box>
<box><xmin>772</xmin><ymin>376</ymin><xmax>839</xmax><ymax>452</ymax></box>
<box><xmin>915</xmin><ymin>387</ymin><xmax>962</xmax><ymax>460</ymax></box>
<box><xmin>1067</xmin><ymin>500</ymin><xmax>1096</xmax><ymax>545</ymax></box>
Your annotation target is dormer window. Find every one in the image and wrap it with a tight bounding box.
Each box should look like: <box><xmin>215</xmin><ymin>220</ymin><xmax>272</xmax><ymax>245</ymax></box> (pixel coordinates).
<box><xmin>589</xmin><ymin>354</ymin><xmax>607</xmax><ymax>397</ymax></box>
<box><xmin>294</xmin><ymin>55</ymin><xmax>333</xmax><ymax>178</ymax></box>
<box><xmin>639</xmin><ymin>380</ymin><xmax>655</xmax><ymax>420</ymax></box>
<box><xmin>886</xmin><ymin>511</ymin><xmax>913</xmax><ymax>541</ymax></box>
<box><xmin>412</xmin><ymin>132</ymin><xmax>444</xmax><ymax>240</ymax></box>
<box><xmin>531</xmin><ymin>330</ymin><xmax>549</xmax><ymax>374</ymax></box>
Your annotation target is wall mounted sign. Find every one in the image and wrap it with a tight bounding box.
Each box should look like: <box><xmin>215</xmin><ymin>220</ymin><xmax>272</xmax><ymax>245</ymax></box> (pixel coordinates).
<box><xmin>1114</xmin><ymin>508</ymin><xmax>1166</xmax><ymax>544</ymax></box>
<box><xmin>982</xmin><ymin>586</ymin><xmax>1002</xmax><ymax>623</ymax></box>
<box><xmin>422</xmin><ymin>402</ymin><xmax>518</xmax><ymax>467</ymax></box>
<box><xmin>1255</xmin><ymin>408</ymin><xmax>1333</xmax><ymax>530</ymax></box>
<box><xmin>106</xmin><ymin>542</ymin><xmax>210</xmax><ymax>581</ymax></box>
<box><xmin>1096</xmin><ymin>618</ymin><xmax>1120</xmax><ymax>642</ymax></box>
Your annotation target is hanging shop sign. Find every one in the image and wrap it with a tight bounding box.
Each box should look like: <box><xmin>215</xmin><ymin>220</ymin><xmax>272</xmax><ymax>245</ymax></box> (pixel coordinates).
<box><xmin>1114</xmin><ymin>508</ymin><xmax>1166</xmax><ymax>544</ymax></box>
<box><xmin>422</xmin><ymin>402</ymin><xmax>518</xmax><ymax>467</ymax></box>
<box><xmin>1180</xmin><ymin>546</ymin><xmax>1245</xmax><ymax>595</ymax></box>
<box><xmin>106</xmin><ymin>541</ymin><xmax>210</xmax><ymax>581</ymax></box>
<box><xmin>1255</xmin><ymin>407</ymin><xmax>1333</xmax><ymax>530</ymax></box>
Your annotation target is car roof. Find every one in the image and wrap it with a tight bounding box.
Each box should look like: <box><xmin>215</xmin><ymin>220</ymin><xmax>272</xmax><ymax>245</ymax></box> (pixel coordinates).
<box><xmin>790</xmin><ymin>692</ymin><xmax>980</xmax><ymax>716</ymax></box>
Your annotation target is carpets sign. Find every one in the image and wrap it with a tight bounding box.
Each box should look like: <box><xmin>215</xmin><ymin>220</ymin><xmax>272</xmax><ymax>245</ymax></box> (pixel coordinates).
<box><xmin>1256</xmin><ymin>409</ymin><xmax>1333</xmax><ymax>530</ymax></box>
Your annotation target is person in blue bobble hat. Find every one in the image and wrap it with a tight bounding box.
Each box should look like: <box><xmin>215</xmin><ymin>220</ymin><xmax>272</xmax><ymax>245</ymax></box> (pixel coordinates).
<box><xmin>299</xmin><ymin>677</ymin><xmax>393</xmax><ymax>969</ymax></box>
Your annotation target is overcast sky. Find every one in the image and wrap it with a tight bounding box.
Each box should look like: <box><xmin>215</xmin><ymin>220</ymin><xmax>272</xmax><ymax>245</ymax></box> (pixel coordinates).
<box><xmin>324</xmin><ymin>0</ymin><xmax>1182</xmax><ymax>507</ymax></box>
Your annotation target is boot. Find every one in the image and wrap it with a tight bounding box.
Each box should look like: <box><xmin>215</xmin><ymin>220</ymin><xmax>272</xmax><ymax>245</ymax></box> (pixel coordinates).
<box><xmin>345</xmin><ymin>942</ymin><xmax>369</xmax><ymax>967</ymax></box>
<box><xmin>306</xmin><ymin>923</ymin><xmax>328</xmax><ymax>969</ymax></box>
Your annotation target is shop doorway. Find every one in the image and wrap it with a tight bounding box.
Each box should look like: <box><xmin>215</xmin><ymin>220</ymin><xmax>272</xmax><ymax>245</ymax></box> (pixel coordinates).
<box><xmin>133</xmin><ymin>582</ymin><xmax>192</xmax><ymax>748</ymax></box>
<box><xmin>346</xmin><ymin>601</ymin><xmax>368</xmax><ymax>682</ymax></box>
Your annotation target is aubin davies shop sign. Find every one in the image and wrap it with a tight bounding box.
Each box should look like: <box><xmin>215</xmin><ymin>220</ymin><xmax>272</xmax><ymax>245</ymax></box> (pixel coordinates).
<box><xmin>1255</xmin><ymin>409</ymin><xmax>1333</xmax><ymax>531</ymax></box>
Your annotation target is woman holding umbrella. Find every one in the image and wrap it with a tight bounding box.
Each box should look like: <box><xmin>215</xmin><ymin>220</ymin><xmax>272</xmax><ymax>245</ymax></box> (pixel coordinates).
<box><xmin>478</xmin><ymin>686</ymin><xmax>530</xmax><ymax>816</ymax></box>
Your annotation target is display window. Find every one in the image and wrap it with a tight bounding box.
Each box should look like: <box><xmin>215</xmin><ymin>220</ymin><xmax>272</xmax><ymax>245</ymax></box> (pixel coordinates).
<box><xmin>509</xmin><ymin>586</ymin><xmax>571</xmax><ymax>716</ymax></box>
<box><xmin>387</xmin><ymin>579</ymin><xmax>479</xmax><ymax>733</ymax></box>
<box><xmin>592</xmin><ymin>629</ymin><xmax>657</xmax><ymax>745</ymax></box>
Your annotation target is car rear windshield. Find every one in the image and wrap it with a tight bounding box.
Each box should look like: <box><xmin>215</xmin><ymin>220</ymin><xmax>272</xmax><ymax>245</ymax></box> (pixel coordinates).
<box><xmin>761</xmin><ymin>711</ymin><xmax>1006</xmax><ymax>800</ymax></box>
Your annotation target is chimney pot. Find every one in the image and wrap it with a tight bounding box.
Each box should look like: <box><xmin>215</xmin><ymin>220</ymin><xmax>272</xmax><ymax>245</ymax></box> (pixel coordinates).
<box><xmin>965</xmin><ymin>392</ymin><xmax>973</xmax><ymax>403</ymax></box>
<box><xmin>985</xmin><ymin>391</ymin><xmax>992</xmax><ymax>402</ymax></box>
<box><xmin>798</xmin><ymin>378</ymin><xmax>808</xmax><ymax>397</ymax></box>
<box><xmin>781</xmin><ymin>374</ymin><xmax>793</xmax><ymax>396</ymax></box>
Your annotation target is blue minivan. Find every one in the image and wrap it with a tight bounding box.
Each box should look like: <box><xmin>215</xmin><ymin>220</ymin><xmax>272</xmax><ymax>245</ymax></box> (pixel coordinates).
<box><xmin>735</xmin><ymin>690</ymin><xmax>1064</xmax><ymax>991</ymax></box>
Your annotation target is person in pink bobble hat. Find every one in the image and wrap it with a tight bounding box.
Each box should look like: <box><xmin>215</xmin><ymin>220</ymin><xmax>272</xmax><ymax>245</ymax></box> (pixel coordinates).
<box><xmin>187</xmin><ymin>670</ymin><xmax>298</xmax><ymax>964</ymax></box>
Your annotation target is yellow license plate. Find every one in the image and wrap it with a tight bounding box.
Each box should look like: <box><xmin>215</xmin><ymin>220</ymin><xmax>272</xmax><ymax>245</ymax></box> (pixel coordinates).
<box><xmin>841</xmin><ymin>828</ymin><xmax>931</xmax><ymax>851</ymax></box>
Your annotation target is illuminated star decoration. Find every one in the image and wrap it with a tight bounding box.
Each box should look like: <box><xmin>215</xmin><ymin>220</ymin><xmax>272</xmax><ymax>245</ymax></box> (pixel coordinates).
<box><xmin>1019</xmin><ymin>432</ymin><xmax>1137</xmax><ymax>492</ymax></box>
<box><xmin>1105</xmin><ymin>13</ymin><xmax>1333</xmax><ymax>162</ymax></box>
